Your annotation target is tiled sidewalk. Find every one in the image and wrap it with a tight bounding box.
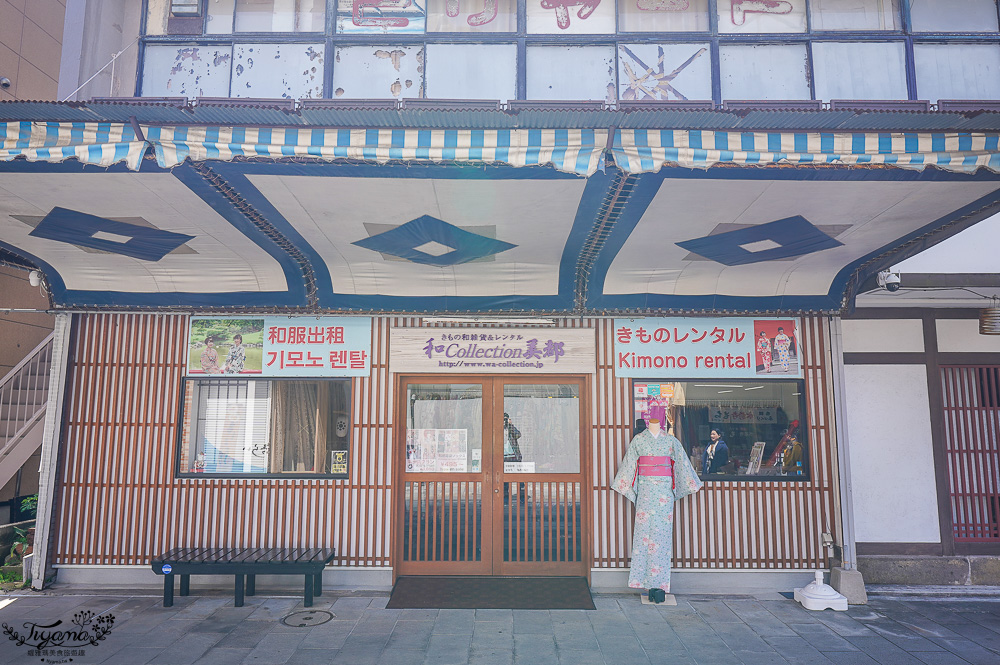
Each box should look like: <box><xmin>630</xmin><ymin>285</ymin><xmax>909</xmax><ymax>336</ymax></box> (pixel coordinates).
<box><xmin>1</xmin><ymin>589</ymin><xmax>999</xmax><ymax>665</ymax></box>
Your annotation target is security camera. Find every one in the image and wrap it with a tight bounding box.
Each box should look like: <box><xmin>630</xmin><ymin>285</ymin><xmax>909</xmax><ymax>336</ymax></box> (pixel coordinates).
<box><xmin>0</xmin><ymin>77</ymin><xmax>11</xmax><ymax>89</ymax></box>
<box><xmin>877</xmin><ymin>270</ymin><xmax>901</xmax><ymax>293</ymax></box>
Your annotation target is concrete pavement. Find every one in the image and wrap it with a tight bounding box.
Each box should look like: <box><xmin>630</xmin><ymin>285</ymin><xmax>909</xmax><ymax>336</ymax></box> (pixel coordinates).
<box><xmin>1</xmin><ymin>587</ymin><xmax>999</xmax><ymax>665</ymax></box>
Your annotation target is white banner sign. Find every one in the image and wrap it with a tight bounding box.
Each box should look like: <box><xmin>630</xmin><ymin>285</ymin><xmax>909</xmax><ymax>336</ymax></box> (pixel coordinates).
<box><xmin>188</xmin><ymin>316</ymin><xmax>372</xmax><ymax>377</ymax></box>
<box><xmin>614</xmin><ymin>317</ymin><xmax>802</xmax><ymax>379</ymax></box>
<box><xmin>390</xmin><ymin>328</ymin><xmax>595</xmax><ymax>374</ymax></box>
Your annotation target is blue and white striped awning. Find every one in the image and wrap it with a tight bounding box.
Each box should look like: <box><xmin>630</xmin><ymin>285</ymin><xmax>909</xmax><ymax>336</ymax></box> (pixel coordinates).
<box><xmin>0</xmin><ymin>122</ymin><xmax>608</xmax><ymax>176</ymax></box>
<box><xmin>612</xmin><ymin>129</ymin><xmax>1000</xmax><ymax>174</ymax></box>
<box><xmin>6</xmin><ymin>121</ymin><xmax>1000</xmax><ymax>178</ymax></box>
<box><xmin>148</xmin><ymin>126</ymin><xmax>609</xmax><ymax>176</ymax></box>
<box><xmin>0</xmin><ymin>121</ymin><xmax>147</xmax><ymax>170</ymax></box>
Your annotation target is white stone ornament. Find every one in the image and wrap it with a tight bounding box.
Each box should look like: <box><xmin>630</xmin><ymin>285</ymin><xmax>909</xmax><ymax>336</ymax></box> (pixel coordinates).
<box><xmin>336</xmin><ymin>416</ymin><xmax>348</xmax><ymax>438</ymax></box>
<box><xmin>794</xmin><ymin>571</ymin><xmax>848</xmax><ymax>611</ymax></box>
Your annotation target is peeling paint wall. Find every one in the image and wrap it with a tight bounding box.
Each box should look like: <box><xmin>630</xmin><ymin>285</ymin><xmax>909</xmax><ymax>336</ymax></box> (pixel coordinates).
<box><xmin>142</xmin><ymin>45</ymin><xmax>233</xmax><ymax>98</ymax></box>
<box><xmin>526</xmin><ymin>46</ymin><xmax>615</xmax><ymax>101</ymax></box>
<box><xmin>332</xmin><ymin>46</ymin><xmax>424</xmax><ymax>98</ymax></box>
<box><xmin>233</xmin><ymin>43</ymin><xmax>324</xmax><ymax>99</ymax></box>
<box><xmin>134</xmin><ymin>0</ymin><xmax>1000</xmax><ymax>105</ymax></box>
<box><xmin>618</xmin><ymin>43</ymin><xmax>711</xmax><ymax>102</ymax></box>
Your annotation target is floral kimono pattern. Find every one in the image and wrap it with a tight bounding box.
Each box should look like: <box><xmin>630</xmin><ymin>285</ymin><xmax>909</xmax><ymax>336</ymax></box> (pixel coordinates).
<box><xmin>200</xmin><ymin>346</ymin><xmax>220</xmax><ymax>374</ymax></box>
<box><xmin>224</xmin><ymin>344</ymin><xmax>246</xmax><ymax>374</ymax></box>
<box><xmin>773</xmin><ymin>333</ymin><xmax>792</xmax><ymax>371</ymax></box>
<box><xmin>612</xmin><ymin>429</ymin><xmax>703</xmax><ymax>591</ymax></box>
<box><xmin>756</xmin><ymin>336</ymin><xmax>772</xmax><ymax>372</ymax></box>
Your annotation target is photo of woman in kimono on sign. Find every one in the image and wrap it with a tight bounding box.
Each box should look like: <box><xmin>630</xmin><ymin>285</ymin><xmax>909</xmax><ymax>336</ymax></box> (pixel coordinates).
<box><xmin>756</xmin><ymin>331</ymin><xmax>772</xmax><ymax>373</ymax></box>
<box><xmin>774</xmin><ymin>327</ymin><xmax>793</xmax><ymax>372</ymax></box>
<box><xmin>200</xmin><ymin>337</ymin><xmax>221</xmax><ymax>374</ymax></box>
<box><xmin>612</xmin><ymin>417</ymin><xmax>703</xmax><ymax>599</ymax></box>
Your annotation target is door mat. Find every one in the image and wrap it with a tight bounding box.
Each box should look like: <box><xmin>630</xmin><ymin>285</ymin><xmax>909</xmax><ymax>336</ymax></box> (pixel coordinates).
<box><xmin>386</xmin><ymin>576</ymin><xmax>596</xmax><ymax>610</ymax></box>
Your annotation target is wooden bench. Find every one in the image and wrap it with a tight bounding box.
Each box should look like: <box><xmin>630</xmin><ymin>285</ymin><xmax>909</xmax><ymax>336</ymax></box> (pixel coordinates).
<box><xmin>151</xmin><ymin>547</ymin><xmax>336</xmax><ymax>608</ymax></box>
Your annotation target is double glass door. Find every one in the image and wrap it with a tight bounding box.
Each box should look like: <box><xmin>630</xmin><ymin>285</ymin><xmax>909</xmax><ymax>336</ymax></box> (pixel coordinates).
<box><xmin>397</xmin><ymin>376</ymin><xmax>586</xmax><ymax>576</ymax></box>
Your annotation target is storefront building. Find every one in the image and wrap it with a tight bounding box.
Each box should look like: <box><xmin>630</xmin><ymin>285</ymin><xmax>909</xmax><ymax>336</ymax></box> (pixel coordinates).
<box><xmin>3</xmin><ymin>0</ymin><xmax>1000</xmax><ymax>593</ymax></box>
<box><xmin>40</xmin><ymin>312</ymin><xmax>839</xmax><ymax>591</ymax></box>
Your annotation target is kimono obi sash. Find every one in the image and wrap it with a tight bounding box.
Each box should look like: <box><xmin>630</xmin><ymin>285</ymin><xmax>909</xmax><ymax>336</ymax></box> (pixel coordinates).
<box><xmin>633</xmin><ymin>456</ymin><xmax>675</xmax><ymax>489</ymax></box>
<box><xmin>637</xmin><ymin>456</ymin><xmax>673</xmax><ymax>476</ymax></box>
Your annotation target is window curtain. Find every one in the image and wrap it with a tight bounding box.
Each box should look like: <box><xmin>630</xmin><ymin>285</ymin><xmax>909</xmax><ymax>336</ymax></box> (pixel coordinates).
<box><xmin>270</xmin><ymin>382</ymin><xmax>319</xmax><ymax>472</ymax></box>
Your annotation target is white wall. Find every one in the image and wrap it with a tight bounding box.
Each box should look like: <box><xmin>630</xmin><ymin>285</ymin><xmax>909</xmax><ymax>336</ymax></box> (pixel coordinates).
<box><xmin>841</xmin><ymin>319</ymin><xmax>924</xmax><ymax>354</ymax></box>
<box><xmin>937</xmin><ymin>319</ymin><xmax>1000</xmax><ymax>353</ymax></box>
<box><xmin>844</xmin><ymin>364</ymin><xmax>940</xmax><ymax>543</ymax></box>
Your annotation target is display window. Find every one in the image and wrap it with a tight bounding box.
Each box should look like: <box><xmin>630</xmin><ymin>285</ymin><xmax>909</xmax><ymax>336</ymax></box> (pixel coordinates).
<box><xmin>631</xmin><ymin>379</ymin><xmax>808</xmax><ymax>481</ymax></box>
<box><xmin>178</xmin><ymin>378</ymin><xmax>352</xmax><ymax>478</ymax></box>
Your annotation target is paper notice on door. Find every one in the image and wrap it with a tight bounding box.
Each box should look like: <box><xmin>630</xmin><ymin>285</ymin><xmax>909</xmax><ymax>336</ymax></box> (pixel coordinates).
<box><xmin>406</xmin><ymin>459</ymin><xmax>436</xmax><ymax>473</ymax></box>
<box><xmin>504</xmin><ymin>461</ymin><xmax>536</xmax><ymax>473</ymax></box>
<box><xmin>435</xmin><ymin>429</ymin><xmax>468</xmax><ymax>472</ymax></box>
<box><xmin>406</xmin><ymin>428</ymin><xmax>468</xmax><ymax>472</ymax></box>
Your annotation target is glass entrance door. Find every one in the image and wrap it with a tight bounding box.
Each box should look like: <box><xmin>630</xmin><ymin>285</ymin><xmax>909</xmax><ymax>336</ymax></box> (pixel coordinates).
<box><xmin>397</xmin><ymin>376</ymin><xmax>586</xmax><ymax>577</ymax></box>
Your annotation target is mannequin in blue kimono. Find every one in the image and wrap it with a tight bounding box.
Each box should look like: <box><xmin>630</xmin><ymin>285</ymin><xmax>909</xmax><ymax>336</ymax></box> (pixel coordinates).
<box><xmin>612</xmin><ymin>418</ymin><xmax>703</xmax><ymax>593</ymax></box>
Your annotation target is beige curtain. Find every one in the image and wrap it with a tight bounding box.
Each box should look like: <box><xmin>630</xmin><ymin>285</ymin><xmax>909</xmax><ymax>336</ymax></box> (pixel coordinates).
<box><xmin>269</xmin><ymin>382</ymin><xmax>319</xmax><ymax>472</ymax></box>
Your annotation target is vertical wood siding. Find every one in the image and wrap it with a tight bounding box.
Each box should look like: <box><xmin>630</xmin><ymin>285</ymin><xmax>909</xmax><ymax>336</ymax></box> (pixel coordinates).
<box><xmin>55</xmin><ymin>314</ymin><xmax>838</xmax><ymax>570</ymax></box>
<box><xmin>54</xmin><ymin>313</ymin><xmax>400</xmax><ymax>567</ymax></box>
<box><xmin>941</xmin><ymin>365</ymin><xmax>1000</xmax><ymax>542</ymax></box>
<box><xmin>591</xmin><ymin>316</ymin><xmax>839</xmax><ymax>570</ymax></box>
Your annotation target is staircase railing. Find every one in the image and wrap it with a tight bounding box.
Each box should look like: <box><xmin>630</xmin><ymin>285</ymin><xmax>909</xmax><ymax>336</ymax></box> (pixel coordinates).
<box><xmin>0</xmin><ymin>332</ymin><xmax>55</xmax><ymax>465</ymax></box>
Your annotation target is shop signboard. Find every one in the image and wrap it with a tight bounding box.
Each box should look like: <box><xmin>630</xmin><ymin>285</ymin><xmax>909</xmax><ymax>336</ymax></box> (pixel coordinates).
<box><xmin>187</xmin><ymin>316</ymin><xmax>372</xmax><ymax>377</ymax></box>
<box><xmin>390</xmin><ymin>328</ymin><xmax>595</xmax><ymax>374</ymax></box>
<box><xmin>614</xmin><ymin>317</ymin><xmax>803</xmax><ymax>379</ymax></box>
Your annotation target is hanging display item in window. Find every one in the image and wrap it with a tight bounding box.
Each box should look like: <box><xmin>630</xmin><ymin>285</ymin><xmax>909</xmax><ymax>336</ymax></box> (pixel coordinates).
<box><xmin>612</xmin><ymin>417</ymin><xmax>703</xmax><ymax>599</ymax></box>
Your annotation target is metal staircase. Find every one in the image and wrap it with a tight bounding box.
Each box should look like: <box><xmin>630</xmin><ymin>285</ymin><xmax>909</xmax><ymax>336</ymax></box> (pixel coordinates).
<box><xmin>0</xmin><ymin>333</ymin><xmax>54</xmax><ymax>490</ymax></box>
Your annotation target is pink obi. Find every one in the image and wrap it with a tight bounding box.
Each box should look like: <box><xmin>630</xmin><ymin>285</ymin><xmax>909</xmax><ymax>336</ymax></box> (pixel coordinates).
<box><xmin>632</xmin><ymin>456</ymin><xmax>674</xmax><ymax>489</ymax></box>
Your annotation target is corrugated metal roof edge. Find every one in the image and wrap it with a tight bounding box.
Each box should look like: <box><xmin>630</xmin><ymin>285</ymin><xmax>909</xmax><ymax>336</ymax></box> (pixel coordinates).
<box><xmin>4</xmin><ymin>99</ymin><xmax>1000</xmax><ymax>132</ymax></box>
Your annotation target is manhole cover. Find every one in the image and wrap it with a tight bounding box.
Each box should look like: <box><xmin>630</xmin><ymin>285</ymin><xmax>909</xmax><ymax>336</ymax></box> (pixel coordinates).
<box><xmin>281</xmin><ymin>610</ymin><xmax>334</xmax><ymax>627</ymax></box>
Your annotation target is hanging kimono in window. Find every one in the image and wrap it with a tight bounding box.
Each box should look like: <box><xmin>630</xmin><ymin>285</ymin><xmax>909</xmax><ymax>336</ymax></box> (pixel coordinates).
<box><xmin>612</xmin><ymin>427</ymin><xmax>703</xmax><ymax>592</ymax></box>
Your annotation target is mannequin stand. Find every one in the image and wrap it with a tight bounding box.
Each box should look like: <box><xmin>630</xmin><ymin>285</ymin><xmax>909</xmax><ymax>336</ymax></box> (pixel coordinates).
<box><xmin>640</xmin><ymin>592</ymin><xmax>677</xmax><ymax>606</ymax></box>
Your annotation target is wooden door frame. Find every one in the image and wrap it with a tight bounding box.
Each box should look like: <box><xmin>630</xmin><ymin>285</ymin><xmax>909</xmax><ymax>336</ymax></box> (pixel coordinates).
<box><xmin>392</xmin><ymin>373</ymin><xmax>592</xmax><ymax>582</ymax></box>
<box><xmin>492</xmin><ymin>375</ymin><xmax>590</xmax><ymax>578</ymax></box>
<box><xmin>393</xmin><ymin>376</ymin><xmax>494</xmax><ymax>577</ymax></box>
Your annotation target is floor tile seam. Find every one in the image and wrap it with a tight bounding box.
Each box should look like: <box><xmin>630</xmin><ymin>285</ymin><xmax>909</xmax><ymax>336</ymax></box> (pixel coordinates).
<box><xmin>934</xmin><ymin>638</ymin><xmax>1000</xmax><ymax>658</ymax></box>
